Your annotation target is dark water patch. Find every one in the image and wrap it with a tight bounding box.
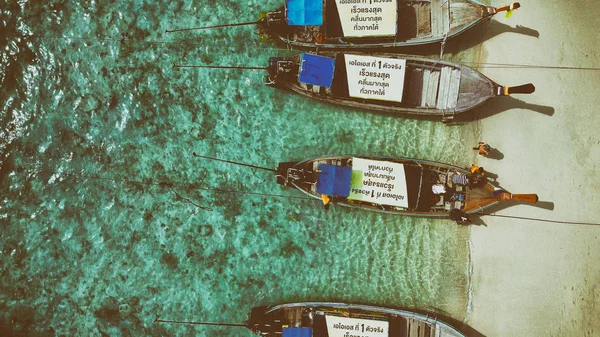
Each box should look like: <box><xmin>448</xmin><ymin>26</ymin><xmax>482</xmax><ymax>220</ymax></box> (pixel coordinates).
<box><xmin>161</xmin><ymin>252</ymin><xmax>179</xmax><ymax>270</ymax></box>
<box><xmin>2</xmin><ymin>238</ymin><xmax>27</xmax><ymax>265</ymax></box>
<box><xmin>2</xmin><ymin>304</ymin><xmax>36</xmax><ymax>337</ymax></box>
<box><xmin>0</xmin><ymin>152</ymin><xmax>15</xmax><ymax>186</ymax></box>
<box><xmin>94</xmin><ymin>297</ymin><xmax>121</xmax><ymax>324</ymax></box>
<box><xmin>280</xmin><ymin>238</ymin><xmax>305</xmax><ymax>258</ymax></box>
<box><xmin>1</xmin><ymin>61</ymin><xmax>24</xmax><ymax>99</ymax></box>
<box><xmin>198</xmin><ymin>224</ymin><xmax>213</xmax><ymax>236</ymax></box>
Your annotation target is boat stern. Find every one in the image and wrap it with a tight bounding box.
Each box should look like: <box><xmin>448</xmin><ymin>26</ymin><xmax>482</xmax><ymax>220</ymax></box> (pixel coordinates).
<box><xmin>247</xmin><ymin>305</ymin><xmax>286</xmax><ymax>336</ymax></box>
<box><xmin>276</xmin><ymin>161</ymin><xmax>318</xmax><ymax>191</ymax></box>
<box><xmin>276</xmin><ymin>161</ymin><xmax>299</xmax><ymax>186</ymax></box>
<box><xmin>266</xmin><ymin>57</ymin><xmax>295</xmax><ymax>86</ymax></box>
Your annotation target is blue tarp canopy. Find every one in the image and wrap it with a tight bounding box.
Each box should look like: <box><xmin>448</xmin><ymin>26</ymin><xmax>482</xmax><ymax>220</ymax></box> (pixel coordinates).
<box><xmin>283</xmin><ymin>327</ymin><xmax>313</xmax><ymax>337</ymax></box>
<box><xmin>298</xmin><ymin>54</ymin><xmax>335</xmax><ymax>87</ymax></box>
<box><xmin>286</xmin><ymin>0</ymin><xmax>323</xmax><ymax>26</ymax></box>
<box><xmin>316</xmin><ymin>164</ymin><xmax>351</xmax><ymax>197</ymax></box>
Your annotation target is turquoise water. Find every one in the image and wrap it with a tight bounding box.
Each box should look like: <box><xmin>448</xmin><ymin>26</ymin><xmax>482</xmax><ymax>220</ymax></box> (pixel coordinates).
<box><xmin>1</xmin><ymin>1</ymin><xmax>480</xmax><ymax>335</ymax></box>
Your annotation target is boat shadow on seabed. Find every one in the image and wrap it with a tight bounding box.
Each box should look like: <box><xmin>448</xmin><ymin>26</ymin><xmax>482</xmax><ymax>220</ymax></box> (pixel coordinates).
<box><xmin>344</xmin><ymin>94</ymin><xmax>555</xmax><ymax>125</ymax></box>
<box><xmin>455</xmin><ymin>95</ymin><xmax>555</xmax><ymax>123</ymax></box>
<box><xmin>376</xmin><ymin>19</ymin><xmax>540</xmax><ymax>56</ymax></box>
<box><xmin>467</xmin><ymin>199</ymin><xmax>555</xmax><ymax>227</ymax></box>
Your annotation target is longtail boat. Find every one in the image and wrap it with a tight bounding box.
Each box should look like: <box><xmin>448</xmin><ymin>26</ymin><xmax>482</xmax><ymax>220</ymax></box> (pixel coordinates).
<box><xmin>276</xmin><ymin>155</ymin><xmax>538</xmax><ymax>216</ymax></box>
<box><xmin>247</xmin><ymin>302</ymin><xmax>468</xmax><ymax>337</ymax></box>
<box><xmin>266</xmin><ymin>52</ymin><xmax>535</xmax><ymax>122</ymax></box>
<box><xmin>157</xmin><ymin>302</ymin><xmax>470</xmax><ymax>337</ymax></box>
<box><xmin>258</xmin><ymin>0</ymin><xmax>520</xmax><ymax>49</ymax></box>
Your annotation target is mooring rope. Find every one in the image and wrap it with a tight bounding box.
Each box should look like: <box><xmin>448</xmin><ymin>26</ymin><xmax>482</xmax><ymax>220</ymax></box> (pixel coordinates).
<box><xmin>480</xmin><ymin>213</ymin><xmax>600</xmax><ymax>226</ymax></box>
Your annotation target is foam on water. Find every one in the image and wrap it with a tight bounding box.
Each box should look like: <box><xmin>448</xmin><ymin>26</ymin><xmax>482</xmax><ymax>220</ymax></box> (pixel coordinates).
<box><xmin>0</xmin><ymin>0</ymin><xmax>482</xmax><ymax>335</ymax></box>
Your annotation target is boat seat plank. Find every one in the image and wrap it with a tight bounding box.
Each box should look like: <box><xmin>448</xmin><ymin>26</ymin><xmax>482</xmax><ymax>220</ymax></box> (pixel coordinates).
<box><xmin>408</xmin><ymin>319</ymin><xmax>419</xmax><ymax>337</ymax></box>
<box><xmin>450</xmin><ymin>2</ymin><xmax>483</xmax><ymax>28</ymax></box>
<box><xmin>421</xmin><ymin>69</ymin><xmax>440</xmax><ymax>108</ymax></box>
<box><xmin>436</xmin><ymin>67</ymin><xmax>461</xmax><ymax>109</ymax></box>
<box><xmin>419</xmin><ymin>321</ymin><xmax>431</xmax><ymax>337</ymax></box>
<box><xmin>406</xmin><ymin>318</ymin><xmax>430</xmax><ymax>337</ymax></box>
<box><xmin>432</xmin><ymin>325</ymin><xmax>441</xmax><ymax>337</ymax></box>
<box><xmin>417</xmin><ymin>3</ymin><xmax>432</xmax><ymax>37</ymax></box>
<box><xmin>437</xmin><ymin>66</ymin><xmax>451</xmax><ymax>109</ymax></box>
<box><xmin>447</xmin><ymin>68</ymin><xmax>461</xmax><ymax>109</ymax></box>
<box><xmin>431</xmin><ymin>0</ymin><xmax>443</xmax><ymax>37</ymax></box>
<box><xmin>421</xmin><ymin>69</ymin><xmax>430</xmax><ymax>106</ymax></box>
<box><xmin>442</xmin><ymin>1</ymin><xmax>450</xmax><ymax>34</ymax></box>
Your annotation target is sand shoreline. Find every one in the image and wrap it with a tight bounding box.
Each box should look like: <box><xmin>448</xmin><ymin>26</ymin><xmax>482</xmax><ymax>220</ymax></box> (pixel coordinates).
<box><xmin>466</xmin><ymin>1</ymin><xmax>600</xmax><ymax>336</ymax></box>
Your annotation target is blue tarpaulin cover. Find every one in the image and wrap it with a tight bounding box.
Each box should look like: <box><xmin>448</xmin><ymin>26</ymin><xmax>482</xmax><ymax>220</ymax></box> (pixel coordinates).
<box><xmin>316</xmin><ymin>164</ymin><xmax>351</xmax><ymax>197</ymax></box>
<box><xmin>283</xmin><ymin>327</ymin><xmax>313</xmax><ymax>337</ymax></box>
<box><xmin>286</xmin><ymin>0</ymin><xmax>323</xmax><ymax>26</ymax></box>
<box><xmin>298</xmin><ymin>54</ymin><xmax>335</xmax><ymax>87</ymax></box>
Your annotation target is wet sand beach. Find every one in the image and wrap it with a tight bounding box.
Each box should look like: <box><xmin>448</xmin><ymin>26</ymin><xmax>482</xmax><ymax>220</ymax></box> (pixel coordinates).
<box><xmin>467</xmin><ymin>0</ymin><xmax>600</xmax><ymax>335</ymax></box>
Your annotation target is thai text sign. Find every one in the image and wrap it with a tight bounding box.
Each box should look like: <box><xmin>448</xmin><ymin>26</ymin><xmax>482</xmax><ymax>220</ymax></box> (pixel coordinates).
<box><xmin>348</xmin><ymin>157</ymin><xmax>409</xmax><ymax>208</ymax></box>
<box><xmin>345</xmin><ymin>54</ymin><xmax>406</xmax><ymax>103</ymax></box>
<box><xmin>325</xmin><ymin>315</ymin><xmax>389</xmax><ymax>337</ymax></box>
<box><xmin>335</xmin><ymin>0</ymin><xmax>397</xmax><ymax>37</ymax></box>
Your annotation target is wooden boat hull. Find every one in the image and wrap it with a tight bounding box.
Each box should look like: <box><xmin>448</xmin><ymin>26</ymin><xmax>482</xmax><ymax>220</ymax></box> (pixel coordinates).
<box><xmin>276</xmin><ymin>155</ymin><xmax>536</xmax><ymax>217</ymax></box>
<box><xmin>259</xmin><ymin>0</ymin><xmax>501</xmax><ymax>49</ymax></box>
<box><xmin>267</xmin><ymin>52</ymin><xmax>504</xmax><ymax>120</ymax></box>
<box><xmin>247</xmin><ymin>302</ymin><xmax>467</xmax><ymax>337</ymax></box>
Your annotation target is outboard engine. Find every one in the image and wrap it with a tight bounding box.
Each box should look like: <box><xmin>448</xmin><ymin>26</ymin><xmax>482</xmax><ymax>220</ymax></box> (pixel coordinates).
<box><xmin>266</xmin><ymin>57</ymin><xmax>294</xmax><ymax>85</ymax></box>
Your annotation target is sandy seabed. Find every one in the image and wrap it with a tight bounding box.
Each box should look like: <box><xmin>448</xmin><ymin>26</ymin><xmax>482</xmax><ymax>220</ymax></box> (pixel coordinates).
<box><xmin>466</xmin><ymin>0</ymin><xmax>600</xmax><ymax>336</ymax></box>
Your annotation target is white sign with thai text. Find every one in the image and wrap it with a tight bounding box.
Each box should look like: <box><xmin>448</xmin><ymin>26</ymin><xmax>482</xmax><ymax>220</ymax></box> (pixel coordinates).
<box><xmin>348</xmin><ymin>157</ymin><xmax>409</xmax><ymax>208</ymax></box>
<box><xmin>335</xmin><ymin>0</ymin><xmax>398</xmax><ymax>37</ymax></box>
<box><xmin>345</xmin><ymin>54</ymin><xmax>406</xmax><ymax>103</ymax></box>
<box><xmin>325</xmin><ymin>315</ymin><xmax>389</xmax><ymax>337</ymax></box>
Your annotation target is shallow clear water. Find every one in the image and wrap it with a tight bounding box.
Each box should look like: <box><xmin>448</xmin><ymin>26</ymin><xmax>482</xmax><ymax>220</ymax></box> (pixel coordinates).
<box><xmin>1</xmin><ymin>0</ymin><xmax>482</xmax><ymax>335</ymax></box>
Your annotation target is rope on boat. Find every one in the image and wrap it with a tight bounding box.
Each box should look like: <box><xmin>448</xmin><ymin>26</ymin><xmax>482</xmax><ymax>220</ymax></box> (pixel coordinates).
<box><xmin>28</xmin><ymin>170</ymin><xmax>315</xmax><ymax>207</ymax></box>
<box><xmin>464</xmin><ymin>62</ymin><xmax>600</xmax><ymax>71</ymax></box>
<box><xmin>174</xmin><ymin>64</ymin><xmax>267</xmax><ymax>70</ymax></box>
<box><xmin>165</xmin><ymin>21</ymin><xmax>260</xmax><ymax>33</ymax></box>
<box><xmin>480</xmin><ymin>213</ymin><xmax>600</xmax><ymax>226</ymax></box>
<box><xmin>39</xmin><ymin>35</ymin><xmax>177</xmax><ymax>45</ymax></box>
<box><xmin>155</xmin><ymin>318</ymin><xmax>246</xmax><ymax>327</ymax></box>
<box><xmin>192</xmin><ymin>152</ymin><xmax>277</xmax><ymax>172</ymax></box>
<box><xmin>30</xmin><ymin>36</ymin><xmax>600</xmax><ymax>73</ymax></box>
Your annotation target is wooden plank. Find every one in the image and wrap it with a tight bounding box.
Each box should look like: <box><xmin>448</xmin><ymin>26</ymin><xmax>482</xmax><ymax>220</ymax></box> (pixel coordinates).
<box><xmin>417</xmin><ymin>3</ymin><xmax>432</xmax><ymax>37</ymax></box>
<box><xmin>433</xmin><ymin>324</ymin><xmax>441</xmax><ymax>337</ymax></box>
<box><xmin>437</xmin><ymin>66</ymin><xmax>451</xmax><ymax>109</ymax></box>
<box><xmin>450</xmin><ymin>2</ymin><xmax>483</xmax><ymax>28</ymax></box>
<box><xmin>426</xmin><ymin>70</ymin><xmax>440</xmax><ymax>107</ymax></box>
<box><xmin>442</xmin><ymin>1</ymin><xmax>450</xmax><ymax>34</ymax></box>
<box><xmin>418</xmin><ymin>321</ymin><xmax>427</xmax><ymax>337</ymax></box>
<box><xmin>408</xmin><ymin>319</ymin><xmax>419</xmax><ymax>337</ymax></box>
<box><xmin>421</xmin><ymin>69</ymin><xmax>431</xmax><ymax>106</ymax></box>
<box><xmin>431</xmin><ymin>0</ymin><xmax>443</xmax><ymax>37</ymax></box>
<box><xmin>446</xmin><ymin>68</ymin><xmax>462</xmax><ymax>109</ymax></box>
